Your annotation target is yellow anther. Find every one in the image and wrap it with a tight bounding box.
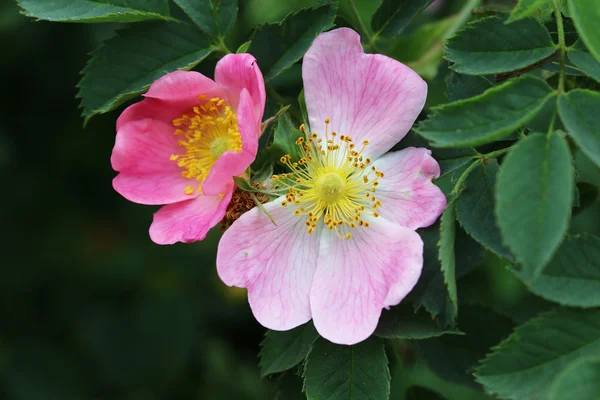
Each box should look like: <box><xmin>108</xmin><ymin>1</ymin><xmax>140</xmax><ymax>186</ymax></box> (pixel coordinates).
<box><xmin>324</xmin><ymin>118</ymin><xmax>330</xmax><ymax>124</ymax></box>
<box><xmin>299</xmin><ymin>124</ymin><xmax>306</xmax><ymax>132</ymax></box>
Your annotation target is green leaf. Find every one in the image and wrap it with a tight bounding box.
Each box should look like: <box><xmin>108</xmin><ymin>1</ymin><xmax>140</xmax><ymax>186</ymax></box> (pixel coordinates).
<box><xmin>405</xmin><ymin>386</ymin><xmax>446</xmax><ymax>400</ymax></box>
<box><xmin>496</xmin><ymin>132</ymin><xmax>573</xmax><ymax>280</ymax></box>
<box><xmin>549</xmin><ymin>357</ymin><xmax>600</xmax><ymax>400</ymax></box>
<box><xmin>445</xmin><ymin>72</ymin><xmax>495</xmax><ymax>102</ymax></box>
<box><xmin>457</xmin><ymin>160</ymin><xmax>512</xmax><ymax>260</ymax></box>
<box><xmin>558</xmin><ymin>89</ymin><xmax>600</xmax><ymax>167</ymax></box>
<box><xmin>416</xmin><ymin>76</ymin><xmax>555</xmax><ymax>148</ymax></box>
<box><xmin>236</xmin><ymin>40</ymin><xmax>252</xmax><ymax>54</ymax></box>
<box><xmin>415</xmin><ymin>305</ymin><xmax>514</xmax><ymax>389</ymax></box>
<box><xmin>338</xmin><ymin>0</ymin><xmax>380</xmax><ymax>38</ymax></box>
<box><xmin>17</xmin><ymin>0</ymin><xmax>170</xmax><ymax>23</ymax></box>
<box><xmin>77</xmin><ymin>22</ymin><xmax>214</xmax><ymax>123</ymax></box>
<box><xmin>476</xmin><ymin>308</ymin><xmax>600</xmax><ymax>400</ymax></box>
<box><xmin>303</xmin><ymin>337</ymin><xmax>390</xmax><ymax>400</ymax></box>
<box><xmin>568</xmin><ymin>0</ymin><xmax>600</xmax><ymax>62</ymax></box>
<box><xmin>249</xmin><ymin>5</ymin><xmax>336</xmax><ymax>81</ymax></box>
<box><xmin>507</xmin><ymin>0</ymin><xmax>553</xmax><ymax>23</ymax></box>
<box><xmin>173</xmin><ymin>0</ymin><xmax>237</xmax><ymax>37</ymax></box>
<box><xmin>408</xmin><ymin>225</ymin><xmax>482</xmax><ymax>326</ymax></box>
<box><xmin>438</xmin><ymin>157</ymin><xmax>473</xmax><ymax>179</ymax></box>
<box><xmin>259</xmin><ymin>323</ymin><xmax>318</xmax><ymax>378</ymax></box>
<box><xmin>445</xmin><ymin>16</ymin><xmax>556</xmax><ymax>75</ymax></box>
<box><xmin>568</xmin><ymin>47</ymin><xmax>600</xmax><ymax>83</ymax></box>
<box><xmin>439</xmin><ymin>201</ymin><xmax>458</xmax><ymax>311</ymax></box>
<box><xmin>375</xmin><ymin>304</ymin><xmax>462</xmax><ymax>340</ymax></box>
<box><xmin>371</xmin><ymin>0</ymin><xmax>434</xmax><ymax>38</ymax></box>
<box><xmin>298</xmin><ymin>89</ymin><xmax>309</xmax><ymax>129</ymax></box>
<box><xmin>269</xmin><ymin>113</ymin><xmax>304</xmax><ymax>162</ymax></box>
<box><xmin>513</xmin><ymin>235</ymin><xmax>600</xmax><ymax>308</ymax></box>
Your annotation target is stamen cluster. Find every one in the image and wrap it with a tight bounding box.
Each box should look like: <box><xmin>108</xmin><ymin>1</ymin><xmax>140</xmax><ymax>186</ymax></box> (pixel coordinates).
<box><xmin>272</xmin><ymin>119</ymin><xmax>384</xmax><ymax>240</ymax></box>
<box><xmin>171</xmin><ymin>96</ymin><xmax>241</xmax><ymax>195</ymax></box>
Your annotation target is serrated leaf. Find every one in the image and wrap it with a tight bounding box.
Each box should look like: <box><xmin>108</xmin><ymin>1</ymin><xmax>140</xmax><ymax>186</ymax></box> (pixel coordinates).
<box><xmin>513</xmin><ymin>235</ymin><xmax>600</xmax><ymax>308</ymax></box>
<box><xmin>371</xmin><ymin>0</ymin><xmax>434</xmax><ymax>38</ymax></box>
<box><xmin>17</xmin><ymin>0</ymin><xmax>170</xmax><ymax>23</ymax></box>
<box><xmin>568</xmin><ymin>0</ymin><xmax>600</xmax><ymax>62</ymax></box>
<box><xmin>405</xmin><ymin>387</ymin><xmax>446</xmax><ymax>400</ymax></box>
<box><xmin>457</xmin><ymin>161</ymin><xmax>512</xmax><ymax>259</ymax></box>
<box><xmin>476</xmin><ymin>308</ymin><xmax>600</xmax><ymax>400</ymax></box>
<box><xmin>549</xmin><ymin>357</ymin><xmax>600</xmax><ymax>400</ymax></box>
<box><xmin>338</xmin><ymin>0</ymin><xmax>380</xmax><ymax>38</ymax></box>
<box><xmin>415</xmin><ymin>305</ymin><xmax>514</xmax><ymax>389</ymax></box>
<box><xmin>438</xmin><ymin>157</ymin><xmax>473</xmax><ymax>179</ymax></box>
<box><xmin>416</xmin><ymin>76</ymin><xmax>555</xmax><ymax>148</ymax></box>
<box><xmin>558</xmin><ymin>89</ymin><xmax>600</xmax><ymax>167</ymax></box>
<box><xmin>507</xmin><ymin>0</ymin><xmax>553</xmax><ymax>23</ymax></box>
<box><xmin>496</xmin><ymin>132</ymin><xmax>573</xmax><ymax>280</ymax></box>
<box><xmin>445</xmin><ymin>71</ymin><xmax>495</xmax><ymax>102</ymax></box>
<box><xmin>173</xmin><ymin>0</ymin><xmax>237</xmax><ymax>38</ymax></box>
<box><xmin>445</xmin><ymin>16</ymin><xmax>556</xmax><ymax>75</ymax></box>
<box><xmin>303</xmin><ymin>337</ymin><xmax>390</xmax><ymax>400</ymax></box>
<box><xmin>77</xmin><ymin>22</ymin><xmax>214</xmax><ymax>123</ymax></box>
<box><xmin>438</xmin><ymin>201</ymin><xmax>458</xmax><ymax>311</ymax></box>
<box><xmin>249</xmin><ymin>5</ymin><xmax>336</xmax><ymax>81</ymax></box>
<box><xmin>269</xmin><ymin>113</ymin><xmax>303</xmax><ymax>163</ymax></box>
<box><xmin>407</xmin><ymin>224</ymin><xmax>482</xmax><ymax>326</ymax></box>
<box><xmin>259</xmin><ymin>323</ymin><xmax>318</xmax><ymax>378</ymax></box>
<box><xmin>375</xmin><ymin>304</ymin><xmax>462</xmax><ymax>340</ymax></box>
<box><xmin>568</xmin><ymin>48</ymin><xmax>600</xmax><ymax>83</ymax></box>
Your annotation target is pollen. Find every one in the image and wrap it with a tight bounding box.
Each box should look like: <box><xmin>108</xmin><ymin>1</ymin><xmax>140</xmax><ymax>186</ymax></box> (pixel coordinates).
<box><xmin>273</xmin><ymin>117</ymin><xmax>384</xmax><ymax>239</ymax></box>
<box><xmin>170</xmin><ymin>97</ymin><xmax>241</xmax><ymax>195</ymax></box>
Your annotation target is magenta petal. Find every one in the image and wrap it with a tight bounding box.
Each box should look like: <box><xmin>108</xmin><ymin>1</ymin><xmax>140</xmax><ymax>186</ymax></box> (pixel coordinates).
<box><xmin>111</xmin><ymin>118</ymin><xmax>195</xmax><ymax>205</ymax></box>
<box><xmin>310</xmin><ymin>218</ymin><xmax>423</xmax><ymax>345</ymax></box>
<box><xmin>217</xmin><ymin>198</ymin><xmax>320</xmax><ymax>330</ymax></box>
<box><xmin>144</xmin><ymin>70</ymin><xmax>223</xmax><ymax>106</ymax></box>
<box><xmin>373</xmin><ymin>147</ymin><xmax>447</xmax><ymax>229</ymax></box>
<box><xmin>149</xmin><ymin>183</ymin><xmax>234</xmax><ymax>245</ymax></box>
<box><xmin>303</xmin><ymin>28</ymin><xmax>427</xmax><ymax>159</ymax></box>
<box><xmin>202</xmin><ymin>89</ymin><xmax>259</xmax><ymax>196</ymax></box>
<box><xmin>215</xmin><ymin>53</ymin><xmax>266</xmax><ymax>123</ymax></box>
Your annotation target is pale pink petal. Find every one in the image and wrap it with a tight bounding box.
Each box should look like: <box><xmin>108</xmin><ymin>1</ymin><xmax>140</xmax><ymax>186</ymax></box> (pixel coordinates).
<box><xmin>149</xmin><ymin>183</ymin><xmax>234</xmax><ymax>245</ymax></box>
<box><xmin>373</xmin><ymin>147</ymin><xmax>446</xmax><ymax>230</ymax></box>
<box><xmin>215</xmin><ymin>53</ymin><xmax>266</xmax><ymax>123</ymax></box>
<box><xmin>217</xmin><ymin>197</ymin><xmax>321</xmax><ymax>330</ymax></box>
<box><xmin>310</xmin><ymin>218</ymin><xmax>423</xmax><ymax>345</ymax></box>
<box><xmin>303</xmin><ymin>28</ymin><xmax>427</xmax><ymax>160</ymax></box>
<box><xmin>202</xmin><ymin>89</ymin><xmax>259</xmax><ymax>196</ymax></box>
<box><xmin>111</xmin><ymin>118</ymin><xmax>196</xmax><ymax>205</ymax></box>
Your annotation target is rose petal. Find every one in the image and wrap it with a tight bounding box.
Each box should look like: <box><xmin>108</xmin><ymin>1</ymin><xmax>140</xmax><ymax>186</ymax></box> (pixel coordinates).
<box><xmin>202</xmin><ymin>89</ymin><xmax>259</xmax><ymax>196</ymax></box>
<box><xmin>310</xmin><ymin>218</ymin><xmax>423</xmax><ymax>345</ymax></box>
<box><xmin>215</xmin><ymin>54</ymin><xmax>266</xmax><ymax>123</ymax></box>
<box><xmin>149</xmin><ymin>182</ymin><xmax>234</xmax><ymax>245</ymax></box>
<box><xmin>111</xmin><ymin>118</ymin><xmax>196</xmax><ymax>205</ymax></box>
<box><xmin>373</xmin><ymin>147</ymin><xmax>447</xmax><ymax>230</ymax></box>
<box><xmin>217</xmin><ymin>197</ymin><xmax>321</xmax><ymax>330</ymax></box>
<box><xmin>303</xmin><ymin>28</ymin><xmax>427</xmax><ymax>160</ymax></box>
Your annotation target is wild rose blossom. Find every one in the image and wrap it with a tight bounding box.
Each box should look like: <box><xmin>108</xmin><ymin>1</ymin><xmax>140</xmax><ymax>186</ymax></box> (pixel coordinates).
<box><xmin>216</xmin><ymin>28</ymin><xmax>447</xmax><ymax>345</ymax></box>
<box><xmin>111</xmin><ymin>54</ymin><xmax>265</xmax><ymax>245</ymax></box>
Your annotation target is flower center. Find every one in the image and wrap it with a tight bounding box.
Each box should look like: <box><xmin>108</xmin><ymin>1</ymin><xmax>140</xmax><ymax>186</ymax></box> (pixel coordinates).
<box><xmin>170</xmin><ymin>96</ymin><xmax>241</xmax><ymax>195</ymax></box>
<box><xmin>315</xmin><ymin>172</ymin><xmax>346</xmax><ymax>203</ymax></box>
<box><xmin>273</xmin><ymin>119</ymin><xmax>383</xmax><ymax>240</ymax></box>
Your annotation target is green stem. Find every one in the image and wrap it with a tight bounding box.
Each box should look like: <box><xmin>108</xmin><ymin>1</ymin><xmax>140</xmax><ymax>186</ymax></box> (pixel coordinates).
<box><xmin>554</xmin><ymin>0</ymin><xmax>566</xmax><ymax>93</ymax></box>
<box><xmin>215</xmin><ymin>37</ymin><xmax>232</xmax><ymax>54</ymax></box>
<box><xmin>451</xmin><ymin>159</ymin><xmax>482</xmax><ymax>197</ymax></box>
<box><xmin>481</xmin><ymin>147</ymin><xmax>512</xmax><ymax>160</ymax></box>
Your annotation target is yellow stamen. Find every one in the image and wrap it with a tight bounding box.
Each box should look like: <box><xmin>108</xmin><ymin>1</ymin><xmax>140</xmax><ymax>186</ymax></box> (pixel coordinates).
<box><xmin>273</xmin><ymin>117</ymin><xmax>384</xmax><ymax>239</ymax></box>
<box><xmin>169</xmin><ymin>97</ymin><xmax>241</xmax><ymax>195</ymax></box>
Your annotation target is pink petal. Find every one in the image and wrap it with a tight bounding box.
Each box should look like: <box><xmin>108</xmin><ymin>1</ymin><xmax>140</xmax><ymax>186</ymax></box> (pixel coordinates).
<box><xmin>111</xmin><ymin>118</ymin><xmax>196</xmax><ymax>205</ymax></box>
<box><xmin>303</xmin><ymin>28</ymin><xmax>427</xmax><ymax>160</ymax></box>
<box><xmin>149</xmin><ymin>183</ymin><xmax>234</xmax><ymax>245</ymax></box>
<box><xmin>217</xmin><ymin>197</ymin><xmax>320</xmax><ymax>330</ymax></box>
<box><xmin>202</xmin><ymin>89</ymin><xmax>259</xmax><ymax>196</ymax></box>
<box><xmin>310</xmin><ymin>218</ymin><xmax>423</xmax><ymax>345</ymax></box>
<box><xmin>373</xmin><ymin>147</ymin><xmax>447</xmax><ymax>230</ymax></box>
<box><xmin>215</xmin><ymin>54</ymin><xmax>266</xmax><ymax>124</ymax></box>
<box><xmin>117</xmin><ymin>71</ymin><xmax>224</xmax><ymax>131</ymax></box>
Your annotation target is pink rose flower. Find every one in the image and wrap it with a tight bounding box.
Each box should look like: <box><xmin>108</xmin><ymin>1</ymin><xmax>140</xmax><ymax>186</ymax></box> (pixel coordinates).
<box><xmin>111</xmin><ymin>54</ymin><xmax>265</xmax><ymax>245</ymax></box>
<box><xmin>216</xmin><ymin>28</ymin><xmax>447</xmax><ymax>345</ymax></box>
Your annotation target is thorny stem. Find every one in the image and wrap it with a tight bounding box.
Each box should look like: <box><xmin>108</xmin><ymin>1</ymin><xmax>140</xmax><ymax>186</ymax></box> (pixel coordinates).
<box><xmin>554</xmin><ymin>0</ymin><xmax>567</xmax><ymax>93</ymax></box>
